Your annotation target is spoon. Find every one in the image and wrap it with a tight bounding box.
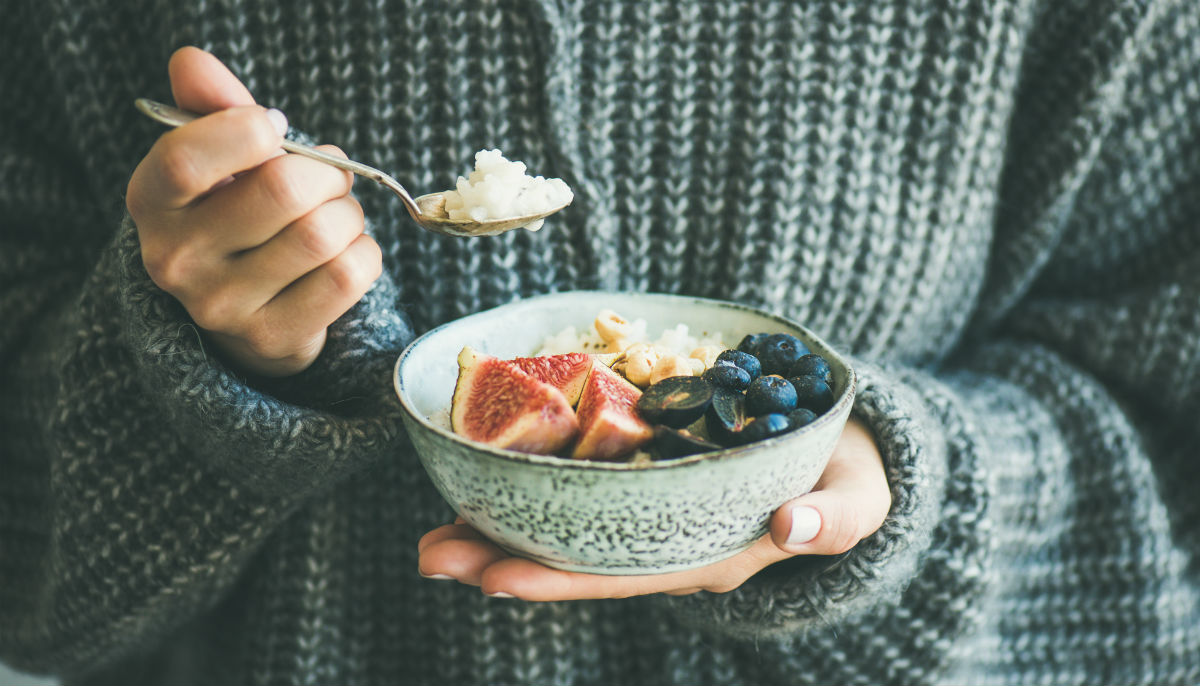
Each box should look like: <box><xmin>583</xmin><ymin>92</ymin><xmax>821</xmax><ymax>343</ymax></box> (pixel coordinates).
<box><xmin>134</xmin><ymin>98</ymin><xmax>569</xmax><ymax>237</ymax></box>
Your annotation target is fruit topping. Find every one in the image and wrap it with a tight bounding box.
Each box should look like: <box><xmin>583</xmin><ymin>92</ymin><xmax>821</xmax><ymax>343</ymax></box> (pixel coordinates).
<box><xmin>789</xmin><ymin>376</ymin><xmax>835</xmax><ymax>415</ymax></box>
<box><xmin>508</xmin><ymin>352</ymin><xmax>593</xmax><ymax>407</ymax></box>
<box><xmin>715</xmin><ymin>349</ymin><xmax>762</xmax><ymax>381</ymax></box>
<box><xmin>701</xmin><ymin>362</ymin><xmax>752</xmax><ymax>391</ymax></box>
<box><xmin>745</xmin><ymin>375</ymin><xmax>799</xmax><ymax>416</ymax></box>
<box><xmin>788</xmin><ymin>353</ymin><xmax>833</xmax><ymax>386</ymax></box>
<box><xmin>450</xmin><ymin>347</ymin><xmax>580</xmax><ymax>454</ymax></box>
<box><xmin>637</xmin><ymin>376</ymin><xmax>714</xmax><ymax>429</ymax></box>
<box><xmin>737</xmin><ymin>333</ymin><xmax>767</xmax><ymax>358</ymax></box>
<box><xmin>572</xmin><ymin>360</ymin><xmax>655</xmax><ymax>460</ymax></box>
<box><xmin>651</xmin><ymin>426</ymin><xmax>723</xmax><ymax>459</ymax></box>
<box><xmin>739</xmin><ymin>413</ymin><xmax>792</xmax><ymax>444</ymax></box>
<box><xmin>756</xmin><ymin>333</ymin><xmax>810</xmax><ymax>376</ymax></box>
<box><xmin>786</xmin><ymin>407</ymin><xmax>818</xmax><ymax>429</ymax></box>
<box><xmin>706</xmin><ymin>388</ymin><xmax>749</xmax><ymax>446</ymax></box>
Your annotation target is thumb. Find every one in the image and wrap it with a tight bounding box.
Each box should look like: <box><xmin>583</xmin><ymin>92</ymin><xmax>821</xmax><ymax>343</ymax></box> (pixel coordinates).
<box><xmin>767</xmin><ymin>418</ymin><xmax>892</xmax><ymax>556</ymax></box>
<box><xmin>770</xmin><ymin>491</ymin><xmax>869</xmax><ymax>556</ymax></box>
<box><xmin>168</xmin><ymin>46</ymin><xmax>256</xmax><ymax>113</ymax></box>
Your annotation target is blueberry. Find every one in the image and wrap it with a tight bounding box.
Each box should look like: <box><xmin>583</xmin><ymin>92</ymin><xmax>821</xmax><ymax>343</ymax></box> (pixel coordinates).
<box><xmin>789</xmin><ymin>376</ymin><xmax>834</xmax><ymax>415</ymax></box>
<box><xmin>786</xmin><ymin>407</ymin><xmax>818</xmax><ymax>429</ymax></box>
<box><xmin>756</xmin><ymin>333</ymin><xmax>810</xmax><ymax>377</ymax></box>
<box><xmin>637</xmin><ymin>376</ymin><xmax>713</xmax><ymax>428</ymax></box>
<box><xmin>715</xmin><ymin>349</ymin><xmax>762</xmax><ymax>381</ymax></box>
<box><xmin>745</xmin><ymin>376</ymin><xmax>798</xmax><ymax>416</ymax></box>
<box><xmin>652</xmin><ymin>426</ymin><xmax>722</xmax><ymax>459</ymax></box>
<box><xmin>737</xmin><ymin>333</ymin><xmax>768</xmax><ymax>358</ymax></box>
<box><xmin>706</xmin><ymin>388</ymin><xmax>749</xmax><ymax>446</ymax></box>
<box><xmin>701</xmin><ymin>362</ymin><xmax>751</xmax><ymax>391</ymax></box>
<box><xmin>738</xmin><ymin>413</ymin><xmax>791</xmax><ymax>444</ymax></box>
<box><xmin>788</xmin><ymin>353</ymin><xmax>833</xmax><ymax>386</ymax></box>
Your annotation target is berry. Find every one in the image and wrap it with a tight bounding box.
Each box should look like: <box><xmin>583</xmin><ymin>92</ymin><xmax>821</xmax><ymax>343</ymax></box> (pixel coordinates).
<box><xmin>739</xmin><ymin>413</ymin><xmax>791</xmax><ymax>444</ymax></box>
<box><xmin>651</xmin><ymin>426</ymin><xmax>722</xmax><ymax>459</ymax></box>
<box><xmin>637</xmin><ymin>376</ymin><xmax>713</xmax><ymax>428</ymax></box>
<box><xmin>701</xmin><ymin>362</ymin><xmax>752</xmax><ymax>391</ymax></box>
<box><xmin>756</xmin><ymin>333</ymin><xmax>810</xmax><ymax>376</ymax></box>
<box><xmin>788</xmin><ymin>353</ymin><xmax>833</xmax><ymax>386</ymax></box>
<box><xmin>745</xmin><ymin>376</ymin><xmax>798</xmax><ymax>416</ymax></box>
<box><xmin>737</xmin><ymin>333</ymin><xmax>768</xmax><ymax>358</ymax></box>
<box><xmin>786</xmin><ymin>407</ymin><xmax>818</xmax><ymax>429</ymax></box>
<box><xmin>705</xmin><ymin>388</ymin><xmax>748</xmax><ymax>447</ymax></box>
<box><xmin>715</xmin><ymin>349</ymin><xmax>762</xmax><ymax>381</ymax></box>
<box><xmin>789</xmin><ymin>376</ymin><xmax>834</xmax><ymax>415</ymax></box>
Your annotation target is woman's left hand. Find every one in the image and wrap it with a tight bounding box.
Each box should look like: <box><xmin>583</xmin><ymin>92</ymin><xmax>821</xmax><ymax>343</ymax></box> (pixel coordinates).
<box><xmin>416</xmin><ymin>417</ymin><xmax>890</xmax><ymax>600</ymax></box>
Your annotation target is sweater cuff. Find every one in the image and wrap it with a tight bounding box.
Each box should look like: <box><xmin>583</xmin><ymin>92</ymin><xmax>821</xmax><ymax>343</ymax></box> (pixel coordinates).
<box><xmin>656</xmin><ymin>358</ymin><xmax>949</xmax><ymax>638</ymax></box>
<box><xmin>112</xmin><ymin>214</ymin><xmax>414</xmax><ymax>499</ymax></box>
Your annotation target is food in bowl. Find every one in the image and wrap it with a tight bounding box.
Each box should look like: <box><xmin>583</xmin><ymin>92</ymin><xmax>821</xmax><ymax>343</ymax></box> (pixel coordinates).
<box><xmin>448</xmin><ymin>310</ymin><xmax>842</xmax><ymax>462</ymax></box>
<box><xmin>441</xmin><ymin>149</ymin><xmax>574</xmax><ymax>231</ymax></box>
<box><xmin>392</xmin><ymin>291</ymin><xmax>856</xmax><ymax>574</ymax></box>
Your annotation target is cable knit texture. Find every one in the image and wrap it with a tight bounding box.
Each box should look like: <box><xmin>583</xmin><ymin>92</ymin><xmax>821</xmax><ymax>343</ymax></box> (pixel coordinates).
<box><xmin>2</xmin><ymin>0</ymin><xmax>1199</xmax><ymax>684</ymax></box>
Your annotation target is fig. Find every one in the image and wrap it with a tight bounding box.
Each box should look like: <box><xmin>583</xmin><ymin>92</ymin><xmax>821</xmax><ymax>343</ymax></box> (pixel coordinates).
<box><xmin>705</xmin><ymin>388</ymin><xmax>748</xmax><ymax>447</ymax></box>
<box><xmin>507</xmin><ymin>352</ymin><xmax>593</xmax><ymax>407</ymax></box>
<box><xmin>451</xmin><ymin>347</ymin><xmax>579</xmax><ymax>454</ymax></box>
<box><xmin>572</xmin><ymin>360</ymin><xmax>654</xmax><ymax>461</ymax></box>
<box><xmin>652</xmin><ymin>425</ymin><xmax>722</xmax><ymax>459</ymax></box>
<box><xmin>636</xmin><ymin>376</ymin><xmax>713</xmax><ymax>428</ymax></box>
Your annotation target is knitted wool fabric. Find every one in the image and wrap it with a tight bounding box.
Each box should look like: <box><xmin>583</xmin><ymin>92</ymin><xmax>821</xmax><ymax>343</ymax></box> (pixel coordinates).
<box><xmin>2</xmin><ymin>0</ymin><xmax>1199</xmax><ymax>684</ymax></box>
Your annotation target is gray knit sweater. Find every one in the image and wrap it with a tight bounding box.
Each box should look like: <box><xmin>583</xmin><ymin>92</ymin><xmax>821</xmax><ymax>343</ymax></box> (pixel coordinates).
<box><xmin>3</xmin><ymin>0</ymin><xmax>1199</xmax><ymax>684</ymax></box>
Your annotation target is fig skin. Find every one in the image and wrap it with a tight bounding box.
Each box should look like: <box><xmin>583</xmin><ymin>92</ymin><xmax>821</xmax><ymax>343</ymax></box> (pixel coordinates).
<box><xmin>572</xmin><ymin>360</ymin><xmax>654</xmax><ymax>461</ymax></box>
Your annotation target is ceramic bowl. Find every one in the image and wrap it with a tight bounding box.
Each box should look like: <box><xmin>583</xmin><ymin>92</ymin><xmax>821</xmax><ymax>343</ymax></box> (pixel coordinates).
<box><xmin>394</xmin><ymin>291</ymin><xmax>856</xmax><ymax>575</ymax></box>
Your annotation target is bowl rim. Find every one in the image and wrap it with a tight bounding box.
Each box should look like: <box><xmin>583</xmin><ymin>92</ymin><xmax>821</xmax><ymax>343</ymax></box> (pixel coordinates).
<box><xmin>393</xmin><ymin>290</ymin><xmax>856</xmax><ymax>472</ymax></box>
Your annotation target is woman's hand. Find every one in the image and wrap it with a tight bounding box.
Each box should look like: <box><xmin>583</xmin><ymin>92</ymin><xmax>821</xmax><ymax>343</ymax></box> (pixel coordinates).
<box><xmin>126</xmin><ymin>47</ymin><xmax>381</xmax><ymax>377</ymax></box>
<box><xmin>417</xmin><ymin>417</ymin><xmax>890</xmax><ymax>600</ymax></box>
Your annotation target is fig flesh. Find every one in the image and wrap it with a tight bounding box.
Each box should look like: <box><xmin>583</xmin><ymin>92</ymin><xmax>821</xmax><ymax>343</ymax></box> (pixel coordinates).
<box><xmin>572</xmin><ymin>360</ymin><xmax>654</xmax><ymax>461</ymax></box>
<box><xmin>507</xmin><ymin>352</ymin><xmax>593</xmax><ymax>407</ymax></box>
<box><xmin>451</xmin><ymin>347</ymin><xmax>579</xmax><ymax>454</ymax></box>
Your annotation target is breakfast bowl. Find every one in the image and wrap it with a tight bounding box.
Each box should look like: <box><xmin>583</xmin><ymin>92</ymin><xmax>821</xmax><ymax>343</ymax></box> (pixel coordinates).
<box><xmin>393</xmin><ymin>291</ymin><xmax>856</xmax><ymax>575</ymax></box>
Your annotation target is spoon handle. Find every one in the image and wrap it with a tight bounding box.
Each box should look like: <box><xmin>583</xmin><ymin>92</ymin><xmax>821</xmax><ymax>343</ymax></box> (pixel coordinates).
<box><xmin>133</xmin><ymin>98</ymin><xmax>421</xmax><ymax>218</ymax></box>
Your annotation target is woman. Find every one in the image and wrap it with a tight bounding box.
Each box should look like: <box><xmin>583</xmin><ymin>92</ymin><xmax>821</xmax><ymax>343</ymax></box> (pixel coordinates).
<box><xmin>2</xmin><ymin>1</ymin><xmax>1197</xmax><ymax>683</ymax></box>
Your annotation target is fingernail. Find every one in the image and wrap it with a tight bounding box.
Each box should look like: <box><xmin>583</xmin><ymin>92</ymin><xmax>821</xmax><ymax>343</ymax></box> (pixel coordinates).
<box><xmin>265</xmin><ymin>108</ymin><xmax>288</xmax><ymax>136</ymax></box>
<box><xmin>786</xmin><ymin>506</ymin><xmax>822</xmax><ymax>547</ymax></box>
<box><xmin>419</xmin><ymin>571</ymin><xmax>454</xmax><ymax>580</ymax></box>
<box><xmin>486</xmin><ymin>591</ymin><xmax>515</xmax><ymax>599</ymax></box>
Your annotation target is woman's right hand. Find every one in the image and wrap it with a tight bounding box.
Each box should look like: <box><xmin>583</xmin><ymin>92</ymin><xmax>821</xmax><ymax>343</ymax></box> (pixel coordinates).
<box><xmin>126</xmin><ymin>46</ymin><xmax>382</xmax><ymax>377</ymax></box>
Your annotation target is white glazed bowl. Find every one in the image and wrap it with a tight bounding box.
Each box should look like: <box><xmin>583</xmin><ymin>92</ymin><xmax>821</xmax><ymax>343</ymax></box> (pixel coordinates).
<box><xmin>394</xmin><ymin>291</ymin><xmax>855</xmax><ymax>575</ymax></box>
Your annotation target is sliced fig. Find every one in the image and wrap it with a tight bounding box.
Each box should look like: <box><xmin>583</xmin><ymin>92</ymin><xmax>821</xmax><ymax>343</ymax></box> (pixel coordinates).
<box><xmin>652</xmin><ymin>425</ymin><xmax>723</xmax><ymax>459</ymax></box>
<box><xmin>451</xmin><ymin>347</ymin><xmax>579</xmax><ymax>454</ymax></box>
<box><xmin>637</xmin><ymin>376</ymin><xmax>713</xmax><ymax>428</ymax></box>
<box><xmin>705</xmin><ymin>388</ymin><xmax>748</xmax><ymax>447</ymax></box>
<box><xmin>507</xmin><ymin>352</ymin><xmax>593</xmax><ymax>407</ymax></box>
<box><xmin>572</xmin><ymin>360</ymin><xmax>654</xmax><ymax>461</ymax></box>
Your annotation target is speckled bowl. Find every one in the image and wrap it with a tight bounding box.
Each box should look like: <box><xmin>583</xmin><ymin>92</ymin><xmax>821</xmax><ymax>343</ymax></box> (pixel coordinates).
<box><xmin>394</xmin><ymin>291</ymin><xmax>855</xmax><ymax>575</ymax></box>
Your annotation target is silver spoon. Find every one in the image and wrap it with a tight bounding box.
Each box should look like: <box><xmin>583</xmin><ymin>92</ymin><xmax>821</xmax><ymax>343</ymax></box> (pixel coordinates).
<box><xmin>134</xmin><ymin>98</ymin><xmax>570</xmax><ymax>237</ymax></box>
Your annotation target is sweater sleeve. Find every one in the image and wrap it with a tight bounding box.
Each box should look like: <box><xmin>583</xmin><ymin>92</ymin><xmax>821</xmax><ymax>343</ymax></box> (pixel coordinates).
<box><xmin>0</xmin><ymin>205</ymin><xmax>412</xmax><ymax>674</ymax></box>
<box><xmin>655</xmin><ymin>2</ymin><xmax>1200</xmax><ymax>680</ymax></box>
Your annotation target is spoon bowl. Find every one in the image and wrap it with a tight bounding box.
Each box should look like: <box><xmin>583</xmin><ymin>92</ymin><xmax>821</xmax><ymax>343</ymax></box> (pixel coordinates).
<box><xmin>134</xmin><ymin>98</ymin><xmax>569</xmax><ymax>238</ymax></box>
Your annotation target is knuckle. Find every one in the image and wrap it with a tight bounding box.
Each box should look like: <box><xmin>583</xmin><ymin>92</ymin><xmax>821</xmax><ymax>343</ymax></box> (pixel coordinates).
<box><xmin>260</xmin><ymin>162</ymin><xmax>311</xmax><ymax>217</ymax></box>
<box><xmin>188</xmin><ymin>289</ymin><xmax>240</xmax><ymax>332</ymax></box>
<box><xmin>291</xmin><ymin>213</ymin><xmax>343</xmax><ymax>264</ymax></box>
<box><xmin>156</xmin><ymin>139</ymin><xmax>204</xmax><ymax>196</ymax></box>
<box><xmin>142</xmin><ymin>244</ymin><xmax>192</xmax><ymax>294</ymax></box>
<box><xmin>325</xmin><ymin>249</ymin><xmax>371</xmax><ymax>296</ymax></box>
